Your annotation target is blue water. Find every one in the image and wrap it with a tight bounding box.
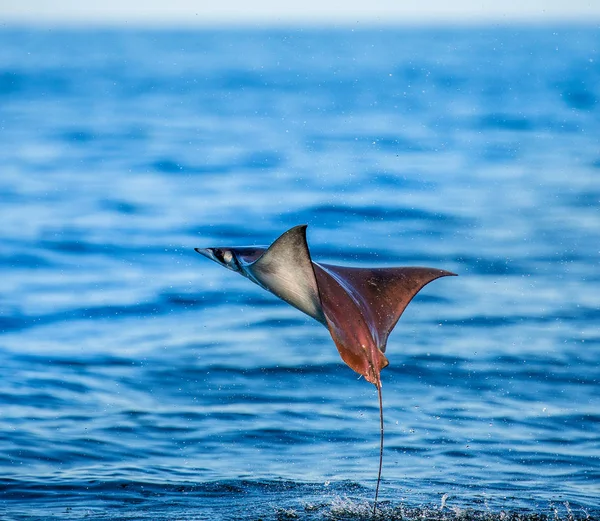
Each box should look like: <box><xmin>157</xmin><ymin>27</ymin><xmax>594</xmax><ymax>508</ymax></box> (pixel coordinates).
<box><xmin>0</xmin><ymin>25</ymin><xmax>599</xmax><ymax>520</ymax></box>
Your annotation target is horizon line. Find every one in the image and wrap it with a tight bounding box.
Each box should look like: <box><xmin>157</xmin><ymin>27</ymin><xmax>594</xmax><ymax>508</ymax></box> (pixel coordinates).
<box><xmin>2</xmin><ymin>17</ymin><xmax>600</xmax><ymax>29</ymax></box>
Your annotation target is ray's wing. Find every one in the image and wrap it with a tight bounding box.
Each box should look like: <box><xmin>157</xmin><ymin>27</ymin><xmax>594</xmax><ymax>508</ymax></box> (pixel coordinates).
<box><xmin>244</xmin><ymin>225</ymin><xmax>326</xmax><ymax>324</ymax></box>
<box><xmin>317</xmin><ymin>264</ymin><xmax>456</xmax><ymax>352</ymax></box>
<box><xmin>312</xmin><ymin>263</ymin><xmax>389</xmax><ymax>384</ymax></box>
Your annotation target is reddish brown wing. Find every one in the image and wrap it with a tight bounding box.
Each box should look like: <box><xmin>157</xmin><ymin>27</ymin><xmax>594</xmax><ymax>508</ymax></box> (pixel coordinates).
<box><xmin>312</xmin><ymin>263</ymin><xmax>389</xmax><ymax>384</ymax></box>
<box><xmin>316</xmin><ymin>264</ymin><xmax>456</xmax><ymax>352</ymax></box>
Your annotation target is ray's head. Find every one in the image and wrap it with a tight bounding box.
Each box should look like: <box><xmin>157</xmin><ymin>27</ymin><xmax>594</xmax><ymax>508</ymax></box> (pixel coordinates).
<box><xmin>195</xmin><ymin>247</ymin><xmax>241</xmax><ymax>272</ymax></box>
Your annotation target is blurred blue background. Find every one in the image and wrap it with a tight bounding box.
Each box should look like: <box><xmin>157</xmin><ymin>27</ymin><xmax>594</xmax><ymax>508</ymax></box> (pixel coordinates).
<box><xmin>0</xmin><ymin>17</ymin><xmax>599</xmax><ymax>521</ymax></box>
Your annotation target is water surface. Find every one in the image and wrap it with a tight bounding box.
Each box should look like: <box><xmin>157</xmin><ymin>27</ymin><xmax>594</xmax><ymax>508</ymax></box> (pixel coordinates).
<box><xmin>0</xmin><ymin>26</ymin><xmax>599</xmax><ymax>520</ymax></box>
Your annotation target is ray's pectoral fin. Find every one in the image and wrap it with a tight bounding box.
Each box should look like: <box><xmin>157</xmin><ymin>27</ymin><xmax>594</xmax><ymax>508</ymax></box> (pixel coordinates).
<box><xmin>318</xmin><ymin>264</ymin><xmax>456</xmax><ymax>353</ymax></box>
<box><xmin>245</xmin><ymin>225</ymin><xmax>326</xmax><ymax>324</ymax></box>
<box><xmin>364</xmin><ymin>267</ymin><xmax>457</xmax><ymax>351</ymax></box>
<box><xmin>327</xmin><ymin>321</ymin><xmax>389</xmax><ymax>385</ymax></box>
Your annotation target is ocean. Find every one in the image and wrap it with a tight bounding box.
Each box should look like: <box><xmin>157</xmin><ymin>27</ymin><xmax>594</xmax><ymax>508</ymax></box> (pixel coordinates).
<box><xmin>0</xmin><ymin>25</ymin><xmax>598</xmax><ymax>520</ymax></box>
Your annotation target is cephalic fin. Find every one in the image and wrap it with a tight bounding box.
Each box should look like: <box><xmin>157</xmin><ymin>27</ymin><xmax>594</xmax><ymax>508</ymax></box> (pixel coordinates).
<box><xmin>317</xmin><ymin>264</ymin><xmax>456</xmax><ymax>352</ymax></box>
<box><xmin>246</xmin><ymin>225</ymin><xmax>326</xmax><ymax>324</ymax></box>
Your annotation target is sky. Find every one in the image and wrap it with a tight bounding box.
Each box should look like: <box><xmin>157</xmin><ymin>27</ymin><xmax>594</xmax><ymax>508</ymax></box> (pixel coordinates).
<box><xmin>2</xmin><ymin>0</ymin><xmax>600</xmax><ymax>25</ymax></box>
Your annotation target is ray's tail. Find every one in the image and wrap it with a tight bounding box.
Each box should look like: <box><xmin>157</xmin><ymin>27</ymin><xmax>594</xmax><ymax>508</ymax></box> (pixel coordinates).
<box><xmin>373</xmin><ymin>380</ymin><xmax>384</xmax><ymax>517</ymax></box>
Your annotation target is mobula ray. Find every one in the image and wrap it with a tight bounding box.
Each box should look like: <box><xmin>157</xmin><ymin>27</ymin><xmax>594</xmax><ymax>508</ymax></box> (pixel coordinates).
<box><xmin>196</xmin><ymin>225</ymin><xmax>456</xmax><ymax>514</ymax></box>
